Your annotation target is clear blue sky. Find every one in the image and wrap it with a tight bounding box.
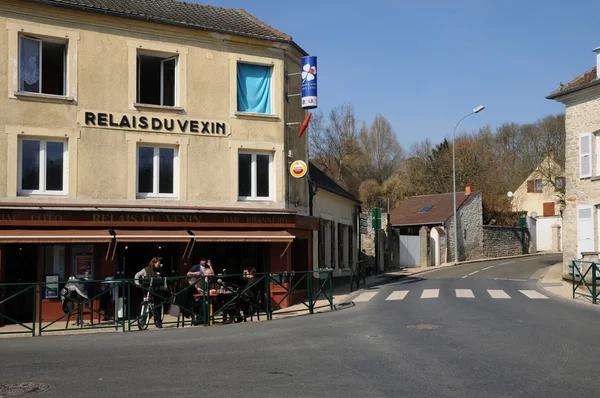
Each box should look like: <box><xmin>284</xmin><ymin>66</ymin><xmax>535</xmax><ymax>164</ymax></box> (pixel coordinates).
<box><xmin>196</xmin><ymin>0</ymin><xmax>596</xmax><ymax>148</ymax></box>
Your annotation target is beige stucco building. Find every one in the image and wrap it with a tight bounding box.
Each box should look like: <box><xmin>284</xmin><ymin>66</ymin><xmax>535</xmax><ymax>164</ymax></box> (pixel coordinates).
<box><xmin>511</xmin><ymin>156</ymin><xmax>564</xmax><ymax>218</ymax></box>
<box><xmin>548</xmin><ymin>48</ymin><xmax>600</xmax><ymax>274</ymax></box>
<box><xmin>0</xmin><ymin>0</ymin><xmax>318</xmax><ymax>322</ymax></box>
<box><xmin>308</xmin><ymin>163</ymin><xmax>361</xmax><ymax>281</ymax></box>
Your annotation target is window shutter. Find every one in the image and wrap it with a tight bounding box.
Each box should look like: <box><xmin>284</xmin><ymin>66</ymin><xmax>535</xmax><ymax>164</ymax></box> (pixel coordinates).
<box><xmin>330</xmin><ymin>222</ymin><xmax>336</xmax><ymax>268</ymax></box>
<box><xmin>580</xmin><ymin>133</ymin><xmax>592</xmax><ymax>178</ymax></box>
<box><xmin>527</xmin><ymin>180</ymin><xmax>534</xmax><ymax>193</ymax></box>
<box><xmin>318</xmin><ymin>220</ymin><xmax>325</xmax><ymax>268</ymax></box>
<box><xmin>577</xmin><ymin>205</ymin><xmax>594</xmax><ymax>259</ymax></box>
<box><xmin>338</xmin><ymin>223</ymin><xmax>344</xmax><ymax>268</ymax></box>
<box><xmin>348</xmin><ymin>225</ymin><xmax>354</xmax><ymax>268</ymax></box>
<box><xmin>543</xmin><ymin>202</ymin><xmax>555</xmax><ymax>217</ymax></box>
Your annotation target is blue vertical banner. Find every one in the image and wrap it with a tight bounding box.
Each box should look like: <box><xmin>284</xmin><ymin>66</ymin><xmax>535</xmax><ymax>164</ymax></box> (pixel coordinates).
<box><xmin>301</xmin><ymin>56</ymin><xmax>318</xmax><ymax>109</ymax></box>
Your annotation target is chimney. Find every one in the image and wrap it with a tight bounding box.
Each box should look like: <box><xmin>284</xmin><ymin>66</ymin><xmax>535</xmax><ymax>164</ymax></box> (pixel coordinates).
<box><xmin>595</xmin><ymin>46</ymin><xmax>600</xmax><ymax>78</ymax></box>
<box><xmin>465</xmin><ymin>186</ymin><xmax>471</xmax><ymax>195</ymax></box>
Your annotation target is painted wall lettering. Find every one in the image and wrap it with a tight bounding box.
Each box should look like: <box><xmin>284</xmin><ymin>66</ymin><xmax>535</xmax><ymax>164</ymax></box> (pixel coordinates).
<box><xmin>80</xmin><ymin>111</ymin><xmax>229</xmax><ymax>137</ymax></box>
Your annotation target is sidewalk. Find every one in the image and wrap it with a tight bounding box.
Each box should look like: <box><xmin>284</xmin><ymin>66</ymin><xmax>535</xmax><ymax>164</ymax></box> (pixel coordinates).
<box><xmin>537</xmin><ymin>262</ymin><xmax>597</xmax><ymax>305</ymax></box>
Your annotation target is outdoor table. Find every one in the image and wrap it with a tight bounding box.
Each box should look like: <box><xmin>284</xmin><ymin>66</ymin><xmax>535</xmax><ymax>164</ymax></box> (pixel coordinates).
<box><xmin>193</xmin><ymin>291</ymin><xmax>234</xmax><ymax>325</ymax></box>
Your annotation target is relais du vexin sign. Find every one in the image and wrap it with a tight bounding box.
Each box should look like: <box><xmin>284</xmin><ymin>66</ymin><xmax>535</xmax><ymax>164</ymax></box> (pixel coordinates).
<box><xmin>301</xmin><ymin>56</ymin><xmax>317</xmax><ymax>109</ymax></box>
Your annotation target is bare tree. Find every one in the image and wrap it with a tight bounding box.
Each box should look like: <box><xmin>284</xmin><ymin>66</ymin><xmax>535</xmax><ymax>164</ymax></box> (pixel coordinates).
<box><xmin>309</xmin><ymin>104</ymin><xmax>360</xmax><ymax>190</ymax></box>
<box><xmin>358</xmin><ymin>115</ymin><xmax>404</xmax><ymax>183</ymax></box>
<box><xmin>359</xmin><ymin>179</ymin><xmax>383</xmax><ymax>209</ymax></box>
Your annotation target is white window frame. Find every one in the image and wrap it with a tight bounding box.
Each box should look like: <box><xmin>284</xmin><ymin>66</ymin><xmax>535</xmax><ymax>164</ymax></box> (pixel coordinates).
<box><xmin>19</xmin><ymin>34</ymin><xmax>68</xmax><ymax>96</ymax></box>
<box><xmin>136</xmin><ymin>51</ymin><xmax>179</xmax><ymax>107</ymax></box>
<box><xmin>17</xmin><ymin>139</ymin><xmax>68</xmax><ymax>196</ymax></box>
<box><xmin>236</xmin><ymin>61</ymin><xmax>274</xmax><ymax>115</ymax></box>
<box><xmin>136</xmin><ymin>145</ymin><xmax>179</xmax><ymax>199</ymax></box>
<box><xmin>580</xmin><ymin>132</ymin><xmax>593</xmax><ymax>179</ymax></box>
<box><xmin>238</xmin><ymin>151</ymin><xmax>273</xmax><ymax>201</ymax></box>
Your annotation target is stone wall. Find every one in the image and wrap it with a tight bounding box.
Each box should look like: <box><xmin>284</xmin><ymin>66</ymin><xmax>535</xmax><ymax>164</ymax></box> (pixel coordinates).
<box><xmin>446</xmin><ymin>193</ymin><xmax>483</xmax><ymax>262</ymax></box>
<box><xmin>360</xmin><ymin>211</ymin><xmax>390</xmax><ymax>272</ymax></box>
<box><xmin>483</xmin><ymin>226</ymin><xmax>529</xmax><ymax>258</ymax></box>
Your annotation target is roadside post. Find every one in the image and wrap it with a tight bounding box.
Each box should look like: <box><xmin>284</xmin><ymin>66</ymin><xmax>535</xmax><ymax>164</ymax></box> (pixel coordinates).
<box><xmin>372</xmin><ymin>208</ymin><xmax>382</xmax><ymax>274</ymax></box>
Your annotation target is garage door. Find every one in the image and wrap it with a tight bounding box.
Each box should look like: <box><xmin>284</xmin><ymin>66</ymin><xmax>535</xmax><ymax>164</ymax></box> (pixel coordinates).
<box><xmin>399</xmin><ymin>235</ymin><xmax>420</xmax><ymax>267</ymax></box>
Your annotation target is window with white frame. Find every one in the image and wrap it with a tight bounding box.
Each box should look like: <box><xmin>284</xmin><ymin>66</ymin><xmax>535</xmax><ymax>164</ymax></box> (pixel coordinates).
<box><xmin>19</xmin><ymin>35</ymin><xmax>67</xmax><ymax>96</ymax></box>
<box><xmin>137</xmin><ymin>146</ymin><xmax>177</xmax><ymax>198</ymax></box>
<box><xmin>137</xmin><ymin>52</ymin><xmax>177</xmax><ymax>106</ymax></box>
<box><xmin>237</xmin><ymin>63</ymin><xmax>272</xmax><ymax>114</ymax></box>
<box><xmin>18</xmin><ymin>139</ymin><xmax>68</xmax><ymax>195</ymax></box>
<box><xmin>238</xmin><ymin>152</ymin><xmax>272</xmax><ymax>200</ymax></box>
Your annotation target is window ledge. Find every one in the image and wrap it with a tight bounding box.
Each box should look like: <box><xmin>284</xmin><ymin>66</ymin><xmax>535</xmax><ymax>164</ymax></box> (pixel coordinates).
<box><xmin>234</xmin><ymin>112</ymin><xmax>280</xmax><ymax>121</ymax></box>
<box><xmin>591</xmin><ymin>176</ymin><xmax>600</xmax><ymax>181</ymax></box>
<box><xmin>134</xmin><ymin>103</ymin><xmax>185</xmax><ymax>113</ymax></box>
<box><xmin>14</xmin><ymin>92</ymin><xmax>75</xmax><ymax>104</ymax></box>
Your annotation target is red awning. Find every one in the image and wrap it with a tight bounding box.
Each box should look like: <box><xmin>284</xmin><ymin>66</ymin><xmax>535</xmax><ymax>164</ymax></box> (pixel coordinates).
<box><xmin>0</xmin><ymin>229</ymin><xmax>113</xmax><ymax>243</ymax></box>
<box><xmin>190</xmin><ymin>230</ymin><xmax>294</xmax><ymax>243</ymax></box>
<box><xmin>113</xmin><ymin>230</ymin><xmax>193</xmax><ymax>243</ymax></box>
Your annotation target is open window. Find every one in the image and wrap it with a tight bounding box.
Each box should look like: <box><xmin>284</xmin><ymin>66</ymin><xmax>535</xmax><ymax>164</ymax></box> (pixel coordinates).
<box><xmin>19</xmin><ymin>35</ymin><xmax>67</xmax><ymax>96</ymax></box>
<box><xmin>237</xmin><ymin>63</ymin><xmax>272</xmax><ymax>114</ymax></box>
<box><xmin>137</xmin><ymin>52</ymin><xmax>177</xmax><ymax>106</ymax></box>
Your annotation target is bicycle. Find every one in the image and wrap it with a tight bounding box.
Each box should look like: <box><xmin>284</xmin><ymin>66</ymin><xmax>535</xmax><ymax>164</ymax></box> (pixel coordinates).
<box><xmin>137</xmin><ymin>277</ymin><xmax>168</xmax><ymax>330</ymax></box>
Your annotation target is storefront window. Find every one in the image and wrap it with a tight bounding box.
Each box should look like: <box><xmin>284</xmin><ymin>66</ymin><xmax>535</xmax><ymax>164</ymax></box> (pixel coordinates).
<box><xmin>44</xmin><ymin>245</ymin><xmax>65</xmax><ymax>280</ymax></box>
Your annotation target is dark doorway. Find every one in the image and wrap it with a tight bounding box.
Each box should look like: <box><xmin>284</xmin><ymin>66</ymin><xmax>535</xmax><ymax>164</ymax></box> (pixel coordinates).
<box><xmin>188</xmin><ymin>242</ymin><xmax>267</xmax><ymax>275</ymax></box>
<box><xmin>117</xmin><ymin>242</ymin><xmax>180</xmax><ymax>279</ymax></box>
<box><xmin>3</xmin><ymin>244</ymin><xmax>38</xmax><ymax>323</ymax></box>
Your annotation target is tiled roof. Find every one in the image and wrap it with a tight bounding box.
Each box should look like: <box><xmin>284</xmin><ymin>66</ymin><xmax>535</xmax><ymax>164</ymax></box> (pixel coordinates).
<box><xmin>547</xmin><ymin>67</ymin><xmax>599</xmax><ymax>99</ymax></box>
<box><xmin>389</xmin><ymin>192</ymin><xmax>479</xmax><ymax>226</ymax></box>
<box><xmin>309</xmin><ymin>162</ymin><xmax>361</xmax><ymax>204</ymax></box>
<box><xmin>25</xmin><ymin>0</ymin><xmax>300</xmax><ymax>45</ymax></box>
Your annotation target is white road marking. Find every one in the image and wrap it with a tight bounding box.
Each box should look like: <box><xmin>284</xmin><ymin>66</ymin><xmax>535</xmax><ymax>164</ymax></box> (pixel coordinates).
<box><xmin>499</xmin><ymin>261</ymin><xmax>516</xmax><ymax>265</ymax></box>
<box><xmin>487</xmin><ymin>289</ymin><xmax>511</xmax><ymax>299</ymax></box>
<box><xmin>519</xmin><ymin>290</ymin><xmax>549</xmax><ymax>299</ymax></box>
<box><xmin>467</xmin><ymin>270</ymin><xmax>479</xmax><ymax>276</ymax></box>
<box><xmin>521</xmin><ymin>258</ymin><xmax>538</xmax><ymax>262</ymax></box>
<box><xmin>493</xmin><ymin>278</ymin><xmax>527</xmax><ymax>282</ymax></box>
<box><xmin>386</xmin><ymin>291</ymin><xmax>409</xmax><ymax>301</ymax></box>
<box><xmin>353</xmin><ymin>292</ymin><xmax>378</xmax><ymax>302</ymax></box>
<box><xmin>421</xmin><ymin>289</ymin><xmax>439</xmax><ymax>299</ymax></box>
<box><xmin>461</xmin><ymin>275</ymin><xmax>468</xmax><ymax>279</ymax></box>
<box><xmin>455</xmin><ymin>289</ymin><xmax>474</xmax><ymax>298</ymax></box>
<box><xmin>482</xmin><ymin>266</ymin><xmax>494</xmax><ymax>271</ymax></box>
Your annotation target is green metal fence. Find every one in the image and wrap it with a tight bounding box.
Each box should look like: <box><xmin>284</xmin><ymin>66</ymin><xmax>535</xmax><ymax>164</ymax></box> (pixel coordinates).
<box><xmin>0</xmin><ymin>269</ymin><xmax>335</xmax><ymax>337</ymax></box>
<box><xmin>571</xmin><ymin>260</ymin><xmax>599</xmax><ymax>304</ymax></box>
<box><xmin>349</xmin><ymin>261</ymin><xmax>366</xmax><ymax>293</ymax></box>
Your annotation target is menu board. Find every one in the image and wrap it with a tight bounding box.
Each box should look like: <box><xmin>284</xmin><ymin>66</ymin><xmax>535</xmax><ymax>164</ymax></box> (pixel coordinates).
<box><xmin>45</xmin><ymin>275</ymin><xmax>60</xmax><ymax>299</ymax></box>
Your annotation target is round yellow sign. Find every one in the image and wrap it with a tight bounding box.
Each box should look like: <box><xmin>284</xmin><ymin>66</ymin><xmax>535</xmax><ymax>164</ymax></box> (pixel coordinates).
<box><xmin>289</xmin><ymin>160</ymin><xmax>308</xmax><ymax>178</ymax></box>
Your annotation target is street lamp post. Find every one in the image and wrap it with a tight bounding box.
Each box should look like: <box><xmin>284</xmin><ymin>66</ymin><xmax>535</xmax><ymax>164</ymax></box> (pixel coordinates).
<box><xmin>452</xmin><ymin>105</ymin><xmax>485</xmax><ymax>264</ymax></box>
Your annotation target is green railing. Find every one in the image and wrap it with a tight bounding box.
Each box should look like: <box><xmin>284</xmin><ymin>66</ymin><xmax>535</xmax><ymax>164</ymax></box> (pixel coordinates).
<box><xmin>571</xmin><ymin>260</ymin><xmax>599</xmax><ymax>304</ymax></box>
<box><xmin>349</xmin><ymin>260</ymin><xmax>366</xmax><ymax>293</ymax></box>
<box><xmin>0</xmin><ymin>282</ymin><xmax>37</xmax><ymax>336</ymax></box>
<box><xmin>0</xmin><ymin>269</ymin><xmax>335</xmax><ymax>337</ymax></box>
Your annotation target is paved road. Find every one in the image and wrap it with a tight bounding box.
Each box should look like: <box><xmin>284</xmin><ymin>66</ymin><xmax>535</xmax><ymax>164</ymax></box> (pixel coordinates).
<box><xmin>2</xmin><ymin>254</ymin><xmax>600</xmax><ymax>397</ymax></box>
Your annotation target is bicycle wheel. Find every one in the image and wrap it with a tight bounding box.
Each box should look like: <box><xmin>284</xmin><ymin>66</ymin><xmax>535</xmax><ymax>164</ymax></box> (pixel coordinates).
<box><xmin>138</xmin><ymin>302</ymin><xmax>151</xmax><ymax>330</ymax></box>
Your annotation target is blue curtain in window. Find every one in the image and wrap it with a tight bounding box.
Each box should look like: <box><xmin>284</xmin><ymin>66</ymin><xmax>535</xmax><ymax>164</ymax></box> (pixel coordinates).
<box><xmin>237</xmin><ymin>63</ymin><xmax>271</xmax><ymax>114</ymax></box>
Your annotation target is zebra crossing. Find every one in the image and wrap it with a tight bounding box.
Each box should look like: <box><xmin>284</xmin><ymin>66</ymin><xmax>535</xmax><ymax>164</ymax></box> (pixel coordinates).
<box><xmin>354</xmin><ymin>288</ymin><xmax>549</xmax><ymax>302</ymax></box>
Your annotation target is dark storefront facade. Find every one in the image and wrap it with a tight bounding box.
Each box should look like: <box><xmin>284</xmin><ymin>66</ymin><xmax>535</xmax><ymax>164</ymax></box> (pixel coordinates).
<box><xmin>0</xmin><ymin>204</ymin><xmax>317</xmax><ymax>323</ymax></box>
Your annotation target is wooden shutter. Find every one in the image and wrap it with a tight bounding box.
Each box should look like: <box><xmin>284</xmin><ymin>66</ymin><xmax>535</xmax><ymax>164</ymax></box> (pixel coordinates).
<box><xmin>330</xmin><ymin>221</ymin><xmax>336</xmax><ymax>268</ymax></box>
<box><xmin>338</xmin><ymin>223</ymin><xmax>344</xmax><ymax>268</ymax></box>
<box><xmin>348</xmin><ymin>225</ymin><xmax>354</xmax><ymax>268</ymax></box>
<box><xmin>580</xmin><ymin>133</ymin><xmax>592</xmax><ymax>178</ymax></box>
<box><xmin>577</xmin><ymin>205</ymin><xmax>594</xmax><ymax>258</ymax></box>
<box><xmin>318</xmin><ymin>220</ymin><xmax>325</xmax><ymax>268</ymax></box>
<box><xmin>543</xmin><ymin>202</ymin><xmax>555</xmax><ymax>217</ymax></box>
<box><xmin>527</xmin><ymin>180</ymin><xmax>535</xmax><ymax>193</ymax></box>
